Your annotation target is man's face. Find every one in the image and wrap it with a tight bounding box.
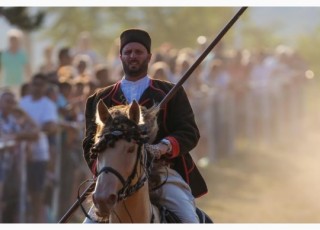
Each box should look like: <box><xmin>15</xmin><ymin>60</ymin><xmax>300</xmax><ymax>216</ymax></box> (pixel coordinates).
<box><xmin>120</xmin><ymin>42</ymin><xmax>151</xmax><ymax>79</ymax></box>
<box><xmin>9</xmin><ymin>36</ymin><xmax>19</xmax><ymax>50</ymax></box>
<box><xmin>31</xmin><ymin>77</ymin><xmax>47</xmax><ymax>97</ymax></box>
<box><xmin>0</xmin><ymin>93</ymin><xmax>17</xmax><ymax>112</ymax></box>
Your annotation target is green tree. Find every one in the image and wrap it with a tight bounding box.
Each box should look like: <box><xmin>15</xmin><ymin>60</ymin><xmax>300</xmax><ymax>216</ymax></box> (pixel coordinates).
<box><xmin>296</xmin><ymin>27</ymin><xmax>320</xmax><ymax>74</ymax></box>
<box><xmin>241</xmin><ymin>21</ymin><xmax>284</xmax><ymax>53</ymax></box>
<box><xmin>41</xmin><ymin>7</ymin><xmax>240</xmax><ymax>57</ymax></box>
<box><xmin>0</xmin><ymin>7</ymin><xmax>44</xmax><ymax>31</ymax></box>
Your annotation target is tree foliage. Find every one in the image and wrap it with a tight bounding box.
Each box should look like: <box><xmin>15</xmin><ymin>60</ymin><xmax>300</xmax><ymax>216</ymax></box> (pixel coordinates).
<box><xmin>296</xmin><ymin>26</ymin><xmax>320</xmax><ymax>74</ymax></box>
<box><xmin>41</xmin><ymin>7</ymin><xmax>240</xmax><ymax>56</ymax></box>
<box><xmin>241</xmin><ymin>22</ymin><xmax>284</xmax><ymax>53</ymax></box>
<box><xmin>0</xmin><ymin>7</ymin><xmax>44</xmax><ymax>31</ymax></box>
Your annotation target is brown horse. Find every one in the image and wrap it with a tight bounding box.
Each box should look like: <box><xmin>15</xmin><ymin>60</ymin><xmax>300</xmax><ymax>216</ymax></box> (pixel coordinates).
<box><xmin>86</xmin><ymin>99</ymin><xmax>212</xmax><ymax>223</ymax></box>
<box><xmin>89</xmin><ymin>99</ymin><xmax>162</xmax><ymax>223</ymax></box>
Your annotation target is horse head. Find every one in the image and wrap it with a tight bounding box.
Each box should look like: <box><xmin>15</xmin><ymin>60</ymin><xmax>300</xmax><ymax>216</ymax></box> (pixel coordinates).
<box><xmin>90</xmin><ymin>99</ymin><xmax>159</xmax><ymax>222</ymax></box>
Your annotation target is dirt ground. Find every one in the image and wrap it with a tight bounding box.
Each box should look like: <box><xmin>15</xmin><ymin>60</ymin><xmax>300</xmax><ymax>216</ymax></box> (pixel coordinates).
<box><xmin>196</xmin><ymin>130</ymin><xmax>320</xmax><ymax>223</ymax></box>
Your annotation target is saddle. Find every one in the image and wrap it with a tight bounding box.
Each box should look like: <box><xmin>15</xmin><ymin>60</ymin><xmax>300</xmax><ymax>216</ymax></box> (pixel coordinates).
<box><xmin>159</xmin><ymin>206</ymin><xmax>213</xmax><ymax>223</ymax></box>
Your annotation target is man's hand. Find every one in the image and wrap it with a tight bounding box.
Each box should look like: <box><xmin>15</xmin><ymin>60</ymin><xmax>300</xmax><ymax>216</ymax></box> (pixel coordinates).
<box><xmin>145</xmin><ymin>140</ymin><xmax>172</xmax><ymax>160</ymax></box>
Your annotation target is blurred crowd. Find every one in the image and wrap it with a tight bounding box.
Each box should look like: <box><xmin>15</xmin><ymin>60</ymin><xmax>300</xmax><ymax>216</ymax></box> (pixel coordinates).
<box><xmin>0</xmin><ymin>28</ymin><xmax>310</xmax><ymax>223</ymax></box>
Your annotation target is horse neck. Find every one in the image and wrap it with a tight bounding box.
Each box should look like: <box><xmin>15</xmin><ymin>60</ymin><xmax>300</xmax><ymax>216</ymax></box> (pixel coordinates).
<box><xmin>110</xmin><ymin>182</ymin><xmax>159</xmax><ymax>223</ymax></box>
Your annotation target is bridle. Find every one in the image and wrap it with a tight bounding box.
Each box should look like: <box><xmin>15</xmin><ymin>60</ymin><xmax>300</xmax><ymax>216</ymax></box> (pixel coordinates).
<box><xmin>91</xmin><ymin>116</ymin><xmax>152</xmax><ymax>200</ymax></box>
<box><xmin>81</xmin><ymin>116</ymin><xmax>155</xmax><ymax>222</ymax></box>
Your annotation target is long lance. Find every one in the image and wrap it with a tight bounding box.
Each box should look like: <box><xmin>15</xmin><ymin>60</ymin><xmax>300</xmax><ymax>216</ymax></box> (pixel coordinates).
<box><xmin>58</xmin><ymin>6</ymin><xmax>247</xmax><ymax>223</ymax></box>
<box><xmin>158</xmin><ymin>6</ymin><xmax>248</xmax><ymax>109</ymax></box>
<box><xmin>59</xmin><ymin>182</ymin><xmax>95</xmax><ymax>223</ymax></box>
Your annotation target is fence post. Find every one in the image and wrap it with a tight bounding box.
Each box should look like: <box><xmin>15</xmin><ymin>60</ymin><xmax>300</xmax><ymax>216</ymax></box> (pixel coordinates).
<box><xmin>19</xmin><ymin>141</ymin><xmax>27</xmax><ymax>223</ymax></box>
<box><xmin>51</xmin><ymin>130</ymin><xmax>62</xmax><ymax>222</ymax></box>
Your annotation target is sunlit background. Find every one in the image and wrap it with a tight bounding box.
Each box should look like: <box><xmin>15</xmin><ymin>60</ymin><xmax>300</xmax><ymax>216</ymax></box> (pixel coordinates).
<box><xmin>1</xmin><ymin>7</ymin><xmax>320</xmax><ymax>74</ymax></box>
<box><xmin>1</xmin><ymin>6</ymin><xmax>320</xmax><ymax>223</ymax></box>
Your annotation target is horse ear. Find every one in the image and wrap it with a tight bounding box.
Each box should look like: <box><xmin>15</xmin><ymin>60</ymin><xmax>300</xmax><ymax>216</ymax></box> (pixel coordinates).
<box><xmin>128</xmin><ymin>100</ymin><xmax>141</xmax><ymax>124</ymax></box>
<box><xmin>96</xmin><ymin>99</ymin><xmax>112</xmax><ymax>124</ymax></box>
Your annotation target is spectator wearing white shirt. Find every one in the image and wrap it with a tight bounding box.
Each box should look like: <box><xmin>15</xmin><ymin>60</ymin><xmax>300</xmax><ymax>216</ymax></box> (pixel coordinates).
<box><xmin>20</xmin><ymin>73</ymin><xmax>59</xmax><ymax>223</ymax></box>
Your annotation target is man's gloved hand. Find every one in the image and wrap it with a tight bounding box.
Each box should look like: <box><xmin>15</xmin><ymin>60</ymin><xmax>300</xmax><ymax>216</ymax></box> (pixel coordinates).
<box><xmin>145</xmin><ymin>139</ymin><xmax>172</xmax><ymax>160</ymax></box>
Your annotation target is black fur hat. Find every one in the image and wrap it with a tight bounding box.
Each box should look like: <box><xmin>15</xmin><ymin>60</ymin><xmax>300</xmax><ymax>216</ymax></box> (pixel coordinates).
<box><xmin>120</xmin><ymin>29</ymin><xmax>151</xmax><ymax>54</ymax></box>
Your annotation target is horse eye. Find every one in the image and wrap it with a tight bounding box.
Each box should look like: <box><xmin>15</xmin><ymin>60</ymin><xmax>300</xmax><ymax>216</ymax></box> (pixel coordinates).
<box><xmin>128</xmin><ymin>146</ymin><xmax>135</xmax><ymax>153</ymax></box>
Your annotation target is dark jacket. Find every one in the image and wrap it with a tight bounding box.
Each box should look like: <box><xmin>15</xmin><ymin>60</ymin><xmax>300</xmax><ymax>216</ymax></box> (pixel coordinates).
<box><xmin>82</xmin><ymin>78</ymin><xmax>208</xmax><ymax>198</ymax></box>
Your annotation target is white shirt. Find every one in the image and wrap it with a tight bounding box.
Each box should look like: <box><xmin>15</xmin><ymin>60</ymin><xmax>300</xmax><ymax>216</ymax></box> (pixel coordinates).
<box><xmin>20</xmin><ymin>95</ymin><xmax>58</xmax><ymax>161</ymax></box>
<box><xmin>120</xmin><ymin>76</ymin><xmax>150</xmax><ymax>104</ymax></box>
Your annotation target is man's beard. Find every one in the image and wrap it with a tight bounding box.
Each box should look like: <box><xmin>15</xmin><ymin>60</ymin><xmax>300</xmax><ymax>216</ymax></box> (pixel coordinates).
<box><xmin>122</xmin><ymin>58</ymin><xmax>149</xmax><ymax>79</ymax></box>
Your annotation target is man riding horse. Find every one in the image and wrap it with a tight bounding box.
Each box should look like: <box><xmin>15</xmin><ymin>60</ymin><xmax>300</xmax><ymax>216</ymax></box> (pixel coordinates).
<box><xmin>82</xmin><ymin>29</ymin><xmax>208</xmax><ymax>223</ymax></box>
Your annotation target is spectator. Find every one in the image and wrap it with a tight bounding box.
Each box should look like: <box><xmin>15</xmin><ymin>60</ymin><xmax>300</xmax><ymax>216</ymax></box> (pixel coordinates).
<box><xmin>72</xmin><ymin>31</ymin><xmax>100</xmax><ymax>66</ymax></box>
<box><xmin>47</xmin><ymin>47</ymin><xmax>73</xmax><ymax>84</ymax></box>
<box><xmin>94</xmin><ymin>64</ymin><xmax>114</xmax><ymax>88</ymax></box>
<box><xmin>72</xmin><ymin>54</ymin><xmax>92</xmax><ymax>83</ymax></box>
<box><xmin>39</xmin><ymin>45</ymin><xmax>56</xmax><ymax>76</ymax></box>
<box><xmin>0</xmin><ymin>90</ymin><xmax>38</xmax><ymax>222</ymax></box>
<box><xmin>20</xmin><ymin>73</ymin><xmax>59</xmax><ymax>222</ymax></box>
<box><xmin>20</xmin><ymin>82</ymin><xmax>31</xmax><ymax>98</ymax></box>
<box><xmin>0</xmin><ymin>29</ymin><xmax>31</xmax><ymax>98</ymax></box>
<box><xmin>149</xmin><ymin>61</ymin><xmax>173</xmax><ymax>81</ymax></box>
<box><xmin>0</xmin><ymin>90</ymin><xmax>20</xmax><ymax>222</ymax></box>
